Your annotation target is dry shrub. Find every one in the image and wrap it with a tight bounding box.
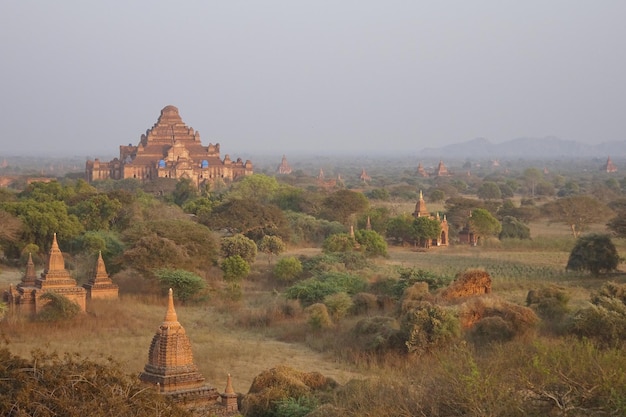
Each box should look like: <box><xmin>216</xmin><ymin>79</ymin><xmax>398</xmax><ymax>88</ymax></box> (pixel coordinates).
<box><xmin>323</xmin><ymin>292</ymin><xmax>353</xmax><ymax>320</ymax></box>
<box><xmin>305</xmin><ymin>303</ymin><xmax>332</xmax><ymax>330</ymax></box>
<box><xmin>350</xmin><ymin>292</ymin><xmax>378</xmax><ymax>315</ymax></box>
<box><xmin>236</xmin><ymin>299</ymin><xmax>303</xmax><ymax>328</ymax></box>
<box><xmin>460</xmin><ymin>296</ymin><xmax>539</xmax><ymax>344</ymax></box>
<box><xmin>242</xmin><ymin>365</ymin><xmax>338</xmax><ymax>417</ymax></box>
<box><xmin>440</xmin><ymin>268</ymin><xmax>492</xmax><ymax>301</ymax></box>
<box><xmin>349</xmin><ymin>316</ymin><xmax>404</xmax><ymax>353</ymax></box>
<box><xmin>526</xmin><ymin>285</ymin><xmax>570</xmax><ymax>321</ymax></box>
<box><xmin>112</xmin><ymin>269</ymin><xmax>157</xmax><ymax>295</ymax></box>
<box><xmin>399</xmin><ymin>282</ymin><xmax>432</xmax><ymax>314</ymax></box>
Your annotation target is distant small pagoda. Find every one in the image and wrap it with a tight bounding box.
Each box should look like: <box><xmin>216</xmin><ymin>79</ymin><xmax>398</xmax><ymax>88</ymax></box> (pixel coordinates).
<box><xmin>276</xmin><ymin>155</ymin><xmax>292</xmax><ymax>174</ymax></box>
<box><xmin>605</xmin><ymin>156</ymin><xmax>618</xmax><ymax>173</ymax></box>
<box><xmin>359</xmin><ymin>168</ymin><xmax>371</xmax><ymax>183</ymax></box>
<box><xmin>434</xmin><ymin>160</ymin><xmax>450</xmax><ymax>177</ymax></box>
<box><xmin>416</xmin><ymin>162</ymin><xmax>429</xmax><ymax>177</ymax></box>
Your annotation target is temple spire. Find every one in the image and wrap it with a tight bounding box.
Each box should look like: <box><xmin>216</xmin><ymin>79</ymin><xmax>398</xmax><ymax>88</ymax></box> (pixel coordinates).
<box><xmin>46</xmin><ymin>233</ymin><xmax>65</xmax><ymax>272</ymax></box>
<box><xmin>95</xmin><ymin>251</ymin><xmax>107</xmax><ymax>277</ymax></box>
<box><xmin>224</xmin><ymin>374</ymin><xmax>235</xmax><ymax>395</ymax></box>
<box><xmin>164</xmin><ymin>288</ymin><xmax>178</xmax><ymax>323</ymax></box>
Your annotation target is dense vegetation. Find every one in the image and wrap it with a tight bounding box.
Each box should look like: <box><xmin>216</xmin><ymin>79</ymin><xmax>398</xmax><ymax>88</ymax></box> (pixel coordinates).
<box><xmin>1</xmin><ymin>157</ymin><xmax>626</xmax><ymax>416</ymax></box>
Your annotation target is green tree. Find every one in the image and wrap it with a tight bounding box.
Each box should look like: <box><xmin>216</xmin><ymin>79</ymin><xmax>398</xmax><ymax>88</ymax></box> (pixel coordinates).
<box><xmin>258</xmin><ymin>235</ymin><xmax>286</xmax><ymax>265</ymax></box>
<box><xmin>322</xmin><ymin>233</ymin><xmax>356</xmax><ymax>253</ymax></box>
<box><xmin>171</xmin><ymin>177</ymin><xmax>199</xmax><ymax>206</ymax></box>
<box><xmin>522</xmin><ymin>167</ymin><xmax>543</xmax><ymax>197</ymax></box>
<box><xmin>319</xmin><ymin>189</ymin><xmax>369</xmax><ymax>224</ymax></box>
<box><xmin>1</xmin><ymin>200</ymin><xmax>83</xmax><ymax>253</ymax></box>
<box><xmin>273</xmin><ymin>256</ymin><xmax>303</xmax><ymax>282</ymax></box>
<box><xmin>207</xmin><ymin>198</ymin><xmax>290</xmax><ymax>241</ymax></box>
<box><xmin>386</xmin><ymin>214</ymin><xmax>415</xmax><ymax>245</ymax></box>
<box><xmin>428</xmin><ymin>188</ymin><xmax>445</xmax><ymax>203</ymax></box>
<box><xmin>477</xmin><ymin>181</ymin><xmax>502</xmax><ymax>200</ymax></box>
<box><xmin>227</xmin><ymin>173</ymin><xmax>279</xmax><ymax>203</ymax></box>
<box><xmin>69</xmin><ymin>194</ymin><xmax>123</xmax><ymax>231</ymax></box>
<box><xmin>542</xmin><ymin>195</ymin><xmax>613</xmax><ymax>238</ymax></box>
<box><xmin>469</xmin><ymin>208</ymin><xmax>502</xmax><ymax>241</ymax></box>
<box><xmin>411</xmin><ymin>216</ymin><xmax>442</xmax><ymax>248</ymax></box>
<box><xmin>401</xmin><ymin>302</ymin><xmax>460</xmax><ymax>355</ymax></box>
<box><xmin>154</xmin><ymin>268</ymin><xmax>206</xmax><ymax>303</ymax></box>
<box><xmin>221</xmin><ymin>255</ymin><xmax>251</xmax><ymax>283</ymax></box>
<box><xmin>355</xmin><ymin>229</ymin><xmax>388</xmax><ymax>258</ymax></box>
<box><xmin>499</xmin><ymin>216</ymin><xmax>531</xmax><ymax>239</ymax></box>
<box><xmin>122</xmin><ymin>219</ymin><xmax>218</xmax><ymax>274</ymax></box>
<box><xmin>221</xmin><ymin>234</ymin><xmax>257</xmax><ymax>263</ymax></box>
<box><xmin>566</xmin><ymin>234</ymin><xmax>620</xmax><ymax>275</ymax></box>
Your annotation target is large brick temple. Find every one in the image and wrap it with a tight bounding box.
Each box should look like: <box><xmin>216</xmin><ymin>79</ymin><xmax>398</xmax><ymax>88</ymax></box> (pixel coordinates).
<box><xmin>85</xmin><ymin>105</ymin><xmax>253</xmax><ymax>187</ymax></box>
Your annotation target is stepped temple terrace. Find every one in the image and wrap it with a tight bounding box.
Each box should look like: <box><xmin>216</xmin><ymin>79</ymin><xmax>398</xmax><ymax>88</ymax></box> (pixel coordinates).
<box><xmin>85</xmin><ymin>105</ymin><xmax>253</xmax><ymax>187</ymax></box>
<box><xmin>140</xmin><ymin>289</ymin><xmax>239</xmax><ymax>416</ymax></box>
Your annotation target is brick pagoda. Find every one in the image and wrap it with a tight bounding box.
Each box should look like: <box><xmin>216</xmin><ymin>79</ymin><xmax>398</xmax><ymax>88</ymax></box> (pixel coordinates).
<box><xmin>139</xmin><ymin>289</ymin><xmax>239</xmax><ymax>415</ymax></box>
<box><xmin>83</xmin><ymin>251</ymin><xmax>119</xmax><ymax>300</ymax></box>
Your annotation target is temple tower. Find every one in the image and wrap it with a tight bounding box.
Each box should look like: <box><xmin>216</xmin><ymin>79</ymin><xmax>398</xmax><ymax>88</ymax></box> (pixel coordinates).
<box><xmin>83</xmin><ymin>252</ymin><xmax>119</xmax><ymax>300</ymax></box>
<box><xmin>139</xmin><ymin>289</ymin><xmax>240</xmax><ymax>415</ymax></box>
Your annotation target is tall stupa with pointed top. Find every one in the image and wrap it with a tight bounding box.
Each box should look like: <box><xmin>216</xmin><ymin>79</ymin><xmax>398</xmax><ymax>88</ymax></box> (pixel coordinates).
<box><xmin>4</xmin><ymin>233</ymin><xmax>87</xmax><ymax>314</ymax></box>
<box><xmin>139</xmin><ymin>289</ymin><xmax>239</xmax><ymax>415</ymax></box>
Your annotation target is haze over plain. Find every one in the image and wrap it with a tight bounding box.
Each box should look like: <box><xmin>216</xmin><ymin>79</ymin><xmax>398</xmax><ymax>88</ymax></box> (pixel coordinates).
<box><xmin>1</xmin><ymin>1</ymin><xmax>625</xmax><ymax>157</ymax></box>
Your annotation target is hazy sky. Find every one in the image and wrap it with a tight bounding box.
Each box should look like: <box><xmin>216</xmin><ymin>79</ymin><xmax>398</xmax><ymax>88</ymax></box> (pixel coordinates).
<box><xmin>1</xmin><ymin>1</ymin><xmax>625</xmax><ymax>158</ymax></box>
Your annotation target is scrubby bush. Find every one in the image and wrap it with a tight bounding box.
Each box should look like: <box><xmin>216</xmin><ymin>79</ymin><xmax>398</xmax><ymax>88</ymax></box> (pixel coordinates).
<box><xmin>323</xmin><ymin>292</ymin><xmax>353</xmax><ymax>320</ymax></box>
<box><xmin>220</xmin><ymin>234</ymin><xmax>257</xmax><ymax>263</ymax></box>
<box><xmin>322</xmin><ymin>233</ymin><xmax>356</xmax><ymax>253</ymax></box>
<box><xmin>526</xmin><ymin>285</ymin><xmax>570</xmax><ymax>321</ymax></box>
<box><xmin>284</xmin><ymin>272</ymin><xmax>367</xmax><ymax>305</ymax></box>
<box><xmin>306</xmin><ymin>303</ymin><xmax>333</xmax><ymax>329</ymax></box>
<box><xmin>401</xmin><ymin>301</ymin><xmax>460</xmax><ymax>355</ymax></box>
<box><xmin>351</xmin><ymin>292</ymin><xmax>379</xmax><ymax>315</ymax></box>
<box><xmin>273</xmin><ymin>256</ymin><xmax>303</xmax><ymax>282</ymax></box>
<box><xmin>0</xmin><ymin>348</ymin><xmax>187</xmax><ymax>417</ymax></box>
<box><xmin>392</xmin><ymin>267</ymin><xmax>451</xmax><ymax>299</ymax></box>
<box><xmin>350</xmin><ymin>316</ymin><xmax>404</xmax><ymax>352</ymax></box>
<box><xmin>242</xmin><ymin>366</ymin><xmax>337</xmax><ymax>417</ymax></box>
<box><xmin>499</xmin><ymin>216</ymin><xmax>531</xmax><ymax>239</ymax></box>
<box><xmin>154</xmin><ymin>268</ymin><xmax>206</xmax><ymax>303</ymax></box>
<box><xmin>570</xmin><ymin>282</ymin><xmax>626</xmax><ymax>347</ymax></box>
<box><xmin>354</xmin><ymin>229</ymin><xmax>388</xmax><ymax>258</ymax></box>
<box><xmin>36</xmin><ymin>293</ymin><xmax>81</xmax><ymax>322</ymax></box>
<box><xmin>275</xmin><ymin>396</ymin><xmax>319</xmax><ymax>417</ymax></box>
<box><xmin>459</xmin><ymin>296</ymin><xmax>539</xmax><ymax>343</ymax></box>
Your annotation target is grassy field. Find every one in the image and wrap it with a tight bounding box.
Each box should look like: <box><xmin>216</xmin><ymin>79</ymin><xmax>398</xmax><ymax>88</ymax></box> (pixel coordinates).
<box><xmin>1</xmin><ymin>220</ymin><xmax>625</xmax><ymax>397</ymax></box>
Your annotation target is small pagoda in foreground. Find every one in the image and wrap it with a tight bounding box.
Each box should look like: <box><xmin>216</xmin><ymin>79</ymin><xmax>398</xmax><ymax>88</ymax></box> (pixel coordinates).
<box><xmin>5</xmin><ymin>234</ymin><xmax>87</xmax><ymax>314</ymax></box>
<box><xmin>139</xmin><ymin>289</ymin><xmax>239</xmax><ymax>416</ymax></box>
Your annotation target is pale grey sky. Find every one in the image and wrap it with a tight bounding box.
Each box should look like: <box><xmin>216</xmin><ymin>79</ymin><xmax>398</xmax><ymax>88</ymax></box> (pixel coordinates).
<box><xmin>1</xmin><ymin>1</ymin><xmax>625</xmax><ymax>157</ymax></box>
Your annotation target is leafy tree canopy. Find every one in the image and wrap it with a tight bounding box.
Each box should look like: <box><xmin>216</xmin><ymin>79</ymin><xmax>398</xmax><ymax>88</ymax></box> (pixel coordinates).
<box><xmin>221</xmin><ymin>234</ymin><xmax>257</xmax><ymax>263</ymax></box>
<box><xmin>319</xmin><ymin>189</ymin><xmax>369</xmax><ymax>224</ymax></box>
<box><xmin>566</xmin><ymin>234</ymin><xmax>620</xmax><ymax>275</ymax></box>
<box><xmin>542</xmin><ymin>195</ymin><xmax>614</xmax><ymax>238</ymax></box>
<box><xmin>355</xmin><ymin>229</ymin><xmax>388</xmax><ymax>258</ymax></box>
<box><xmin>469</xmin><ymin>208</ymin><xmax>502</xmax><ymax>240</ymax></box>
<box><xmin>154</xmin><ymin>268</ymin><xmax>206</xmax><ymax>303</ymax></box>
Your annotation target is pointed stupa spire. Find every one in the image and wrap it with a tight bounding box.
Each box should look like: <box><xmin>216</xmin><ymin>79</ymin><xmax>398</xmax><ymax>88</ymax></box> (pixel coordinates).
<box><xmin>95</xmin><ymin>251</ymin><xmax>107</xmax><ymax>277</ymax></box>
<box><xmin>46</xmin><ymin>233</ymin><xmax>65</xmax><ymax>272</ymax></box>
<box><xmin>21</xmin><ymin>252</ymin><xmax>37</xmax><ymax>287</ymax></box>
<box><xmin>366</xmin><ymin>216</ymin><xmax>372</xmax><ymax>230</ymax></box>
<box><xmin>164</xmin><ymin>288</ymin><xmax>178</xmax><ymax>323</ymax></box>
<box><xmin>224</xmin><ymin>374</ymin><xmax>235</xmax><ymax>395</ymax></box>
<box><xmin>350</xmin><ymin>225</ymin><xmax>355</xmax><ymax>239</ymax></box>
<box><xmin>419</xmin><ymin>189</ymin><xmax>424</xmax><ymax>200</ymax></box>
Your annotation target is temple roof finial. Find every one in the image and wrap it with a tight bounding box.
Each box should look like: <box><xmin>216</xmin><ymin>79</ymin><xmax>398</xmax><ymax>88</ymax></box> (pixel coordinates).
<box><xmin>164</xmin><ymin>288</ymin><xmax>178</xmax><ymax>323</ymax></box>
<box><xmin>224</xmin><ymin>373</ymin><xmax>235</xmax><ymax>394</ymax></box>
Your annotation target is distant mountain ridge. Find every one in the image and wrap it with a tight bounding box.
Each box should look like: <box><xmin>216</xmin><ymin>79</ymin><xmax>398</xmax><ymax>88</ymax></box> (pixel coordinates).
<box><xmin>419</xmin><ymin>137</ymin><xmax>626</xmax><ymax>159</ymax></box>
